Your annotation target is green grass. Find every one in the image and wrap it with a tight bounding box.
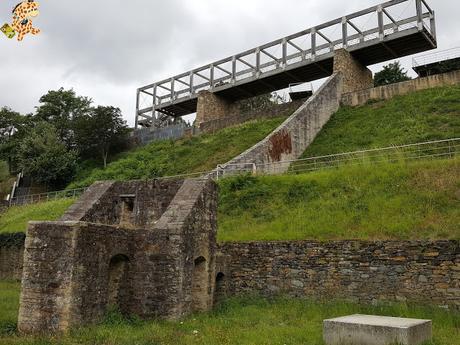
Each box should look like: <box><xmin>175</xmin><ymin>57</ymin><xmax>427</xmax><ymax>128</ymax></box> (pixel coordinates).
<box><xmin>0</xmin><ymin>281</ymin><xmax>19</xmax><ymax>337</ymax></box>
<box><xmin>68</xmin><ymin>117</ymin><xmax>287</xmax><ymax>189</ymax></box>
<box><xmin>0</xmin><ymin>199</ymin><xmax>75</xmax><ymax>234</ymax></box>
<box><xmin>301</xmin><ymin>85</ymin><xmax>460</xmax><ymax>158</ymax></box>
<box><xmin>0</xmin><ymin>281</ymin><xmax>459</xmax><ymax>345</ymax></box>
<box><xmin>218</xmin><ymin>158</ymin><xmax>460</xmax><ymax>242</ymax></box>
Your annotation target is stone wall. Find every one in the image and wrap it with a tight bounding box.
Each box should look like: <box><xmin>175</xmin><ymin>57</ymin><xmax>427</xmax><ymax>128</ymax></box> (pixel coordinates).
<box><xmin>61</xmin><ymin>179</ymin><xmax>184</xmax><ymax>228</ymax></box>
<box><xmin>333</xmin><ymin>49</ymin><xmax>373</xmax><ymax>94</ymax></box>
<box><xmin>216</xmin><ymin>73</ymin><xmax>343</xmax><ymax>175</ymax></box>
<box><xmin>18</xmin><ymin>178</ymin><xmax>218</xmax><ymax>334</ymax></box>
<box><xmin>341</xmin><ymin>70</ymin><xmax>460</xmax><ymax>107</ymax></box>
<box><xmin>0</xmin><ymin>233</ymin><xmax>25</xmax><ymax>280</ymax></box>
<box><xmin>199</xmin><ymin>100</ymin><xmax>303</xmax><ymax>134</ymax></box>
<box><xmin>219</xmin><ymin>240</ymin><xmax>460</xmax><ymax>309</ymax></box>
<box><xmin>196</xmin><ymin>91</ymin><xmax>239</xmax><ymax>126</ymax></box>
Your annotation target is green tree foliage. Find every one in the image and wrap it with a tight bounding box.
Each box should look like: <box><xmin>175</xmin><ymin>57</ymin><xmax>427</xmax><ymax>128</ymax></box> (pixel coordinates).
<box><xmin>0</xmin><ymin>107</ymin><xmax>34</xmax><ymax>173</ymax></box>
<box><xmin>374</xmin><ymin>61</ymin><xmax>411</xmax><ymax>86</ymax></box>
<box><xmin>239</xmin><ymin>92</ymin><xmax>285</xmax><ymax>113</ymax></box>
<box><xmin>74</xmin><ymin>106</ymin><xmax>129</xmax><ymax>168</ymax></box>
<box><xmin>35</xmin><ymin>88</ymin><xmax>92</xmax><ymax>147</ymax></box>
<box><xmin>1</xmin><ymin>89</ymin><xmax>130</xmax><ymax>188</ymax></box>
<box><xmin>17</xmin><ymin>122</ymin><xmax>77</xmax><ymax>188</ymax></box>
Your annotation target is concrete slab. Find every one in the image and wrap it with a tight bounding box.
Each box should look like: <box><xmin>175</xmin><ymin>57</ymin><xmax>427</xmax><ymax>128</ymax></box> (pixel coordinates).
<box><xmin>323</xmin><ymin>314</ymin><xmax>432</xmax><ymax>345</ymax></box>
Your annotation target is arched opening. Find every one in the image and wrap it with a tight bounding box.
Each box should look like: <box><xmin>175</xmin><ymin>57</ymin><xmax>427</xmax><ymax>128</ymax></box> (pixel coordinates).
<box><xmin>214</xmin><ymin>272</ymin><xmax>226</xmax><ymax>305</ymax></box>
<box><xmin>191</xmin><ymin>256</ymin><xmax>208</xmax><ymax>312</ymax></box>
<box><xmin>107</xmin><ymin>254</ymin><xmax>130</xmax><ymax>313</ymax></box>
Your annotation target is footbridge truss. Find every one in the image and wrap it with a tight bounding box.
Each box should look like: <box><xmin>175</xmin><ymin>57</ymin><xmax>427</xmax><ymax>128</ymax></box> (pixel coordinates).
<box><xmin>136</xmin><ymin>0</ymin><xmax>436</xmax><ymax>127</ymax></box>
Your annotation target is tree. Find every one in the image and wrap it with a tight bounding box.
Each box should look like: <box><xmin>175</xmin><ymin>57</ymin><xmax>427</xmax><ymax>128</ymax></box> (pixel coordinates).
<box><xmin>35</xmin><ymin>88</ymin><xmax>92</xmax><ymax>148</ymax></box>
<box><xmin>17</xmin><ymin>122</ymin><xmax>77</xmax><ymax>188</ymax></box>
<box><xmin>374</xmin><ymin>61</ymin><xmax>411</xmax><ymax>87</ymax></box>
<box><xmin>74</xmin><ymin>106</ymin><xmax>129</xmax><ymax>168</ymax></box>
<box><xmin>0</xmin><ymin>107</ymin><xmax>34</xmax><ymax>174</ymax></box>
<box><xmin>239</xmin><ymin>92</ymin><xmax>285</xmax><ymax>113</ymax></box>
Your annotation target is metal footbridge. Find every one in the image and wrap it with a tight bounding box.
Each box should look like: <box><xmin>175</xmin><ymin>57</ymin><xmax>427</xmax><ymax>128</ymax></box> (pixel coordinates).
<box><xmin>136</xmin><ymin>0</ymin><xmax>436</xmax><ymax>127</ymax></box>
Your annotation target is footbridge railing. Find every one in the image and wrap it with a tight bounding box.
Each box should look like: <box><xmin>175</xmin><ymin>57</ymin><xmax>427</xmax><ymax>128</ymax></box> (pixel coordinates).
<box><xmin>136</xmin><ymin>0</ymin><xmax>436</xmax><ymax>125</ymax></box>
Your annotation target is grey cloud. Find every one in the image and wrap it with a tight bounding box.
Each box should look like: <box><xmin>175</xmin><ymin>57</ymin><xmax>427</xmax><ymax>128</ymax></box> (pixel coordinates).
<box><xmin>0</xmin><ymin>0</ymin><xmax>458</xmax><ymax>126</ymax></box>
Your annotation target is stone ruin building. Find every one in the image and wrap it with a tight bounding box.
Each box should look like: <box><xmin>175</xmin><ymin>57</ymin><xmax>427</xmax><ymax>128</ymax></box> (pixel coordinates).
<box><xmin>17</xmin><ymin>176</ymin><xmax>460</xmax><ymax>335</ymax></box>
<box><xmin>18</xmin><ymin>178</ymin><xmax>220</xmax><ymax>333</ymax></box>
<box><xmin>16</xmin><ymin>1</ymin><xmax>460</xmax><ymax>334</ymax></box>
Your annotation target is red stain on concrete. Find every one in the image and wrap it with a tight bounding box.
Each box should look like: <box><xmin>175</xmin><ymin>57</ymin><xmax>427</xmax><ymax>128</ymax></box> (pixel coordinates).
<box><xmin>268</xmin><ymin>130</ymin><xmax>292</xmax><ymax>161</ymax></box>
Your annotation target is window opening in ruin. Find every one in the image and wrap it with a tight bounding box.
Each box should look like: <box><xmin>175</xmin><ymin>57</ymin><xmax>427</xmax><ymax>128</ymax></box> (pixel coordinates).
<box><xmin>107</xmin><ymin>254</ymin><xmax>130</xmax><ymax>313</ymax></box>
<box><xmin>191</xmin><ymin>256</ymin><xmax>208</xmax><ymax>312</ymax></box>
<box><xmin>120</xmin><ymin>194</ymin><xmax>135</xmax><ymax>226</ymax></box>
<box><xmin>214</xmin><ymin>272</ymin><xmax>226</xmax><ymax>305</ymax></box>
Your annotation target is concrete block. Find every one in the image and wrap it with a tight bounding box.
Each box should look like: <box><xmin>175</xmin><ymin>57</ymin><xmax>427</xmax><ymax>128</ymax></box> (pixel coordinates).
<box><xmin>323</xmin><ymin>314</ymin><xmax>432</xmax><ymax>345</ymax></box>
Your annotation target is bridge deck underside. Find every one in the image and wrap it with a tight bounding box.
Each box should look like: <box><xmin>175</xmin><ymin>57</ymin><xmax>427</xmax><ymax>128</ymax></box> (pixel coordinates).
<box><xmin>158</xmin><ymin>27</ymin><xmax>435</xmax><ymax>117</ymax></box>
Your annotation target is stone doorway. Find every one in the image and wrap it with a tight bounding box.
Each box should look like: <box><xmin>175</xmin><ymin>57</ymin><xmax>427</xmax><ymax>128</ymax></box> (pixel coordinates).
<box><xmin>191</xmin><ymin>256</ymin><xmax>208</xmax><ymax>312</ymax></box>
<box><xmin>107</xmin><ymin>254</ymin><xmax>130</xmax><ymax>312</ymax></box>
<box><xmin>214</xmin><ymin>272</ymin><xmax>226</xmax><ymax>305</ymax></box>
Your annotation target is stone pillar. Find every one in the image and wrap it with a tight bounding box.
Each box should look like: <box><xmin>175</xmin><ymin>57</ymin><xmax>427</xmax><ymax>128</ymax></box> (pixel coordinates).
<box><xmin>333</xmin><ymin>49</ymin><xmax>374</xmax><ymax>94</ymax></box>
<box><xmin>195</xmin><ymin>91</ymin><xmax>233</xmax><ymax>126</ymax></box>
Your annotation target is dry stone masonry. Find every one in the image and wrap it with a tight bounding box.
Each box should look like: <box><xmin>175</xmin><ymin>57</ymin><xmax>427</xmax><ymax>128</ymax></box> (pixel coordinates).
<box><xmin>0</xmin><ymin>233</ymin><xmax>25</xmax><ymax>280</ymax></box>
<box><xmin>333</xmin><ymin>49</ymin><xmax>374</xmax><ymax>94</ymax></box>
<box><xmin>218</xmin><ymin>241</ymin><xmax>460</xmax><ymax>309</ymax></box>
<box><xmin>18</xmin><ymin>178</ymin><xmax>218</xmax><ymax>333</ymax></box>
<box><xmin>341</xmin><ymin>69</ymin><xmax>460</xmax><ymax>107</ymax></box>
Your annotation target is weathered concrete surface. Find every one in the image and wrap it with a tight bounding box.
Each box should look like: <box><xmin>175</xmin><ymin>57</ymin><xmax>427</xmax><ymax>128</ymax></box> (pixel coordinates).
<box><xmin>217</xmin><ymin>73</ymin><xmax>343</xmax><ymax>175</ymax></box>
<box><xmin>0</xmin><ymin>233</ymin><xmax>25</xmax><ymax>280</ymax></box>
<box><xmin>323</xmin><ymin>314</ymin><xmax>432</xmax><ymax>345</ymax></box>
<box><xmin>219</xmin><ymin>240</ymin><xmax>460</xmax><ymax>309</ymax></box>
<box><xmin>333</xmin><ymin>49</ymin><xmax>374</xmax><ymax>94</ymax></box>
<box><xmin>18</xmin><ymin>178</ymin><xmax>218</xmax><ymax>334</ymax></box>
<box><xmin>341</xmin><ymin>70</ymin><xmax>460</xmax><ymax>107</ymax></box>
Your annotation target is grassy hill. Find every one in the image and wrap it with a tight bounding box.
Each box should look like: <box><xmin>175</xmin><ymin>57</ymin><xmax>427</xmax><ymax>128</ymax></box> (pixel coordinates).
<box><xmin>0</xmin><ymin>199</ymin><xmax>75</xmax><ymax>234</ymax></box>
<box><xmin>301</xmin><ymin>85</ymin><xmax>460</xmax><ymax>157</ymax></box>
<box><xmin>1</xmin><ymin>281</ymin><xmax>459</xmax><ymax>344</ymax></box>
<box><xmin>68</xmin><ymin>117</ymin><xmax>287</xmax><ymax>189</ymax></box>
<box><xmin>218</xmin><ymin>158</ymin><xmax>459</xmax><ymax>242</ymax></box>
<box><xmin>2</xmin><ymin>85</ymin><xmax>460</xmax><ymax>239</ymax></box>
<box><xmin>3</xmin><ymin>156</ymin><xmax>458</xmax><ymax>241</ymax></box>
<box><xmin>69</xmin><ymin>85</ymin><xmax>460</xmax><ymax>190</ymax></box>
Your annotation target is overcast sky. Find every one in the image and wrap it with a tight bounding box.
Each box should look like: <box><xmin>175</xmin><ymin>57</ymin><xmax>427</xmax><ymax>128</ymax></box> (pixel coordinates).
<box><xmin>0</xmin><ymin>0</ymin><xmax>458</xmax><ymax>126</ymax></box>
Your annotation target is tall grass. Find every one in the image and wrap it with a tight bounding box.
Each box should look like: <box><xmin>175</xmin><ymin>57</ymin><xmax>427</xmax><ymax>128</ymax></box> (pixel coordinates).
<box><xmin>218</xmin><ymin>158</ymin><xmax>460</xmax><ymax>242</ymax></box>
<box><xmin>0</xmin><ymin>199</ymin><xmax>75</xmax><ymax>234</ymax></box>
<box><xmin>302</xmin><ymin>85</ymin><xmax>460</xmax><ymax>158</ymax></box>
<box><xmin>0</xmin><ymin>281</ymin><xmax>458</xmax><ymax>345</ymax></box>
<box><xmin>68</xmin><ymin>117</ymin><xmax>287</xmax><ymax>189</ymax></box>
<box><xmin>0</xmin><ymin>281</ymin><xmax>20</xmax><ymax>337</ymax></box>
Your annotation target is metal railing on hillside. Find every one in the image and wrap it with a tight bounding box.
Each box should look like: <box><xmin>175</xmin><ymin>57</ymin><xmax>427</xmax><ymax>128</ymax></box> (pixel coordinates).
<box><xmin>8</xmin><ymin>138</ymin><xmax>459</xmax><ymax>206</ymax></box>
<box><xmin>8</xmin><ymin>187</ymin><xmax>88</xmax><ymax>207</ymax></box>
<box><xmin>216</xmin><ymin>138</ymin><xmax>460</xmax><ymax>178</ymax></box>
